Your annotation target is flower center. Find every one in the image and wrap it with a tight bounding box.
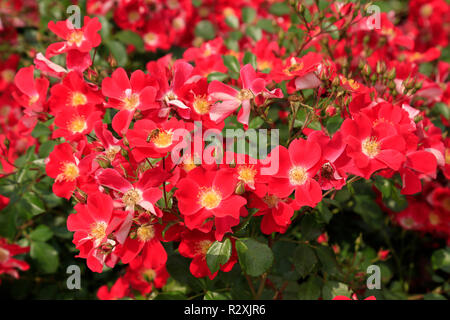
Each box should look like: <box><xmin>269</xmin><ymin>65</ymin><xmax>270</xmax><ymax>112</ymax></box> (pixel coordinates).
<box><xmin>258</xmin><ymin>60</ymin><xmax>272</xmax><ymax>71</ymax></box>
<box><xmin>152</xmin><ymin>129</ymin><xmax>174</xmax><ymax>148</ymax></box>
<box><xmin>144</xmin><ymin>32</ymin><xmax>158</xmax><ymax>45</ymax></box>
<box><xmin>289</xmin><ymin>166</ymin><xmax>308</xmax><ymax>186</ymax></box>
<box><xmin>128</xmin><ymin>11</ymin><xmax>140</xmax><ymax>23</ymax></box>
<box><xmin>442</xmin><ymin>197</ymin><xmax>450</xmax><ymax>211</ymax></box>
<box><xmin>164</xmin><ymin>91</ymin><xmax>178</xmax><ymax>102</ymax></box>
<box><xmin>137</xmin><ymin>224</ymin><xmax>155</xmax><ymax>242</ymax></box>
<box><xmin>420</xmin><ymin>4</ymin><xmax>433</xmax><ymax>18</ymax></box>
<box><xmin>182</xmin><ymin>156</ymin><xmax>197</xmax><ymax>172</ymax></box>
<box><xmin>237</xmin><ymin>89</ymin><xmax>254</xmax><ymax>101</ymax></box>
<box><xmin>429</xmin><ymin>212</ymin><xmax>440</xmax><ymax>226</ymax></box>
<box><xmin>56</xmin><ymin>162</ymin><xmax>79</xmax><ymax>182</ymax></box>
<box><xmin>68</xmin><ymin>115</ymin><xmax>87</xmax><ymax>133</ymax></box>
<box><xmin>238</xmin><ymin>165</ymin><xmax>257</xmax><ymax>184</ymax></box>
<box><xmin>401</xmin><ymin>217</ymin><xmax>416</xmax><ymax>229</ymax></box>
<box><xmin>71</xmin><ymin>91</ymin><xmax>87</xmax><ymax>107</ymax></box>
<box><xmin>1</xmin><ymin>69</ymin><xmax>14</xmax><ymax>83</ymax></box>
<box><xmin>29</xmin><ymin>94</ymin><xmax>39</xmax><ymax>105</ymax></box>
<box><xmin>90</xmin><ymin>221</ymin><xmax>107</xmax><ymax>240</ymax></box>
<box><xmin>122</xmin><ymin>189</ymin><xmax>142</xmax><ymax>207</ymax></box>
<box><xmin>193</xmin><ymin>95</ymin><xmax>211</xmax><ymax>115</ymax></box>
<box><xmin>263</xmin><ymin>194</ymin><xmax>279</xmax><ymax>208</ymax></box>
<box><xmin>105</xmin><ymin>146</ymin><xmax>121</xmax><ymax>161</ymax></box>
<box><xmin>143</xmin><ymin>268</ymin><xmax>156</xmax><ymax>282</ymax></box>
<box><xmin>445</xmin><ymin>149</ymin><xmax>450</xmax><ymax>165</ymax></box>
<box><xmin>122</xmin><ymin>93</ymin><xmax>140</xmax><ymax>110</ymax></box>
<box><xmin>198</xmin><ymin>188</ymin><xmax>222</xmax><ymax>210</ymax></box>
<box><xmin>67</xmin><ymin>30</ymin><xmax>84</xmax><ymax>46</ymax></box>
<box><xmin>197</xmin><ymin>240</ymin><xmax>212</xmax><ymax>255</ymax></box>
<box><xmin>320</xmin><ymin>162</ymin><xmax>334</xmax><ymax>180</ymax></box>
<box><xmin>0</xmin><ymin>247</ymin><xmax>10</xmax><ymax>263</ymax></box>
<box><xmin>285</xmin><ymin>59</ymin><xmax>304</xmax><ymax>75</ymax></box>
<box><xmin>362</xmin><ymin>136</ymin><xmax>380</xmax><ymax>158</ymax></box>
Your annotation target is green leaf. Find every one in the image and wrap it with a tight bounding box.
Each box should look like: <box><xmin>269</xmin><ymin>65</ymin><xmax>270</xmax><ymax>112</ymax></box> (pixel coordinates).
<box><xmin>293</xmin><ymin>244</ymin><xmax>317</xmax><ymax>278</ymax></box>
<box><xmin>431</xmin><ymin>248</ymin><xmax>450</xmax><ymax>273</ymax></box>
<box><xmin>300</xmin><ymin>214</ymin><xmax>322</xmax><ymax>241</ymax></box>
<box><xmin>207</xmin><ymin>72</ymin><xmax>229</xmax><ymax>82</ymax></box>
<box><xmin>106</xmin><ymin>40</ymin><xmax>128</xmax><ymax>67</ymax></box>
<box><xmin>424</xmin><ymin>293</ymin><xmax>447</xmax><ymax>300</ymax></box>
<box><xmin>433</xmin><ymin>102</ymin><xmax>450</xmax><ymax>120</ymax></box>
<box><xmin>204</xmin><ymin>291</ymin><xmax>231</xmax><ymax>300</ymax></box>
<box><xmin>315</xmin><ymin>245</ymin><xmax>339</xmax><ymax>276</ymax></box>
<box><xmin>30</xmin><ymin>241</ymin><xmax>59</xmax><ymax>274</ymax></box>
<box><xmin>154</xmin><ymin>292</ymin><xmax>188</xmax><ymax>300</ymax></box>
<box><xmin>316</xmin><ymin>202</ymin><xmax>333</xmax><ymax>224</ymax></box>
<box><xmin>257</xmin><ymin>19</ymin><xmax>275</xmax><ymax>33</ymax></box>
<box><xmin>243</xmin><ymin>52</ymin><xmax>257</xmax><ymax>69</ymax></box>
<box><xmin>246</xmin><ymin>25</ymin><xmax>262</xmax><ymax>41</ymax></box>
<box><xmin>38</xmin><ymin>140</ymin><xmax>57</xmax><ymax>158</ymax></box>
<box><xmin>22</xmin><ymin>193</ymin><xmax>45</xmax><ymax>216</ymax></box>
<box><xmin>225</xmin><ymin>15</ymin><xmax>239</xmax><ymax>29</ymax></box>
<box><xmin>242</xmin><ymin>7</ymin><xmax>256</xmax><ymax>24</ymax></box>
<box><xmin>206</xmin><ymin>238</ymin><xmax>232</xmax><ymax>274</ymax></box>
<box><xmin>298</xmin><ymin>276</ymin><xmax>322</xmax><ymax>300</ymax></box>
<box><xmin>30</xmin><ymin>225</ymin><xmax>53</xmax><ymax>242</ymax></box>
<box><xmin>249</xmin><ymin>116</ymin><xmax>264</xmax><ymax>129</ymax></box>
<box><xmin>31</xmin><ymin>123</ymin><xmax>51</xmax><ymax>138</ymax></box>
<box><xmin>322</xmin><ymin>281</ymin><xmax>351</xmax><ymax>300</ymax></box>
<box><xmin>325</xmin><ymin>116</ymin><xmax>343</xmax><ymax>135</ymax></box>
<box><xmin>115</xmin><ymin>30</ymin><xmax>144</xmax><ymax>52</ymax></box>
<box><xmin>222</xmin><ymin>55</ymin><xmax>241</xmax><ymax>74</ymax></box>
<box><xmin>269</xmin><ymin>2</ymin><xmax>291</xmax><ymax>16</ymax></box>
<box><xmin>195</xmin><ymin>20</ymin><xmax>216</xmax><ymax>40</ymax></box>
<box><xmin>236</xmin><ymin>238</ymin><xmax>274</xmax><ymax>277</ymax></box>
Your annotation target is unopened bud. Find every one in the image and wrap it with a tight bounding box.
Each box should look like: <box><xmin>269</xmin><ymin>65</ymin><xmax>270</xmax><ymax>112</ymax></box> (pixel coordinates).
<box><xmin>235</xmin><ymin>182</ymin><xmax>245</xmax><ymax>195</ymax></box>
<box><xmin>386</xmin><ymin>68</ymin><xmax>396</xmax><ymax>80</ymax></box>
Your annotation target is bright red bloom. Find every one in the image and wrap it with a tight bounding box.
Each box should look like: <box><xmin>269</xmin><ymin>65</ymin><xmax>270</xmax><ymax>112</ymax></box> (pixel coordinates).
<box><xmin>53</xmin><ymin>107</ymin><xmax>102</xmax><ymax>141</ymax></box>
<box><xmin>175</xmin><ymin>167</ymin><xmax>246</xmax><ymax>237</ymax></box>
<box><xmin>117</xmin><ymin>213</ymin><xmax>167</xmax><ymax>269</ymax></box>
<box><xmin>97</xmin><ymin>277</ymin><xmax>130</xmax><ymax>300</ymax></box>
<box><xmin>13</xmin><ymin>66</ymin><xmax>49</xmax><ymax>122</ymax></box>
<box><xmin>45</xmin><ymin>143</ymin><xmax>82</xmax><ymax>199</ymax></box>
<box><xmin>341</xmin><ymin>113</ymin><xmax>406</xmax><ymax>179</ymax></box>
<box><xmin>46</xmin><ymin>16</ymin><xmax>102</xmax><ymax>72</ymax></box>
<box><xmin>178</xmin><ymin>230</ymin><xmax>237</xmax><ymax>280</ymax></box>
<box><xmin>102</xmin><ymin>68</ymin><xmax>159</xmax><ymax>136</ymax></box>
<box><xmin>96</xmin><ymin>167</ymin><xmax>166</xmax><ymax>216</ymax></box>
<box><xmin>126</xmin><ymin>117</ymin><xmax>187</xmax><ymax>161</ymax></box>
<box><xmin>67</xmin><ymin>192</ymin><xmax>127</xmax><ymax>272</ymax></box>
<box><xmin>269</xmin><ymin>138</ymin><xmax>323</xmax><ymax>208</ymax></box>
<box><xmin>208</xmin><ymin>64</ymin><xmax>267</xmax><ymax>126</ymax></box>
<box><xmin>0</xmin><ymin>238</ymin><xmax>29</xmax><ymax>282</ymax></box>
<box><xmin>49</xmin><ymin>71</ymin><xmax>103</xmax><ymax>114</ymax></box>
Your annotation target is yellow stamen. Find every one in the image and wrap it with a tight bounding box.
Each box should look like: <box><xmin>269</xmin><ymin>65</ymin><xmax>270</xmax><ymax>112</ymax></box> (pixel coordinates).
<box><xmin>122</xmin><ymin>189</ymin><xmax>142</xmax><ymax>207</ymax></box>
<box><xmin>193</xmin><ymin>95</ymin><xmax>211</xmax><ymax>115</ymax></box>
<box><xmin>152</xmin><ymin>129</ymin><xmax>174</xmax><ymax>148</ymax></box>
<box><xmin>68</xmin><ymin>115</ymin><xmax>87</xmax><ymax>133</ymax></box>
<box><xmin>362</xmin><ymin>136</ymin><xmax>381</xmax><ymax>158</ymax></box>
<box><xmin>289</xmin><ymin>166</ymin><xmax>308</xmax><ymax>186</ymax></box>
<box><xmin>56</xmin><ymin>162</ymin><xmax>79</xmax><ymax>182</ymax></box>
<box><xmin>198</xmin><ymin>187</ymin><xmax>222</xmax><ymax>210</ymax></box>
<box><xmin>90</xmin><ymin>221</ymin><xmax>107</xmax><ymax>240</ymax></box>
<box><xmin>137</xmin><ymin>224</ymin><xmax>155</xmax><ymax>242</ymax></box>
<box><xmin>71</xmin><ymin>91</ymin><xmax>87</xmax><ymax>107</ymax></box>
<box><xmin>67</xmin><ymin>31</ymin><xmax>84</xmax><ymax>46</ymax></box>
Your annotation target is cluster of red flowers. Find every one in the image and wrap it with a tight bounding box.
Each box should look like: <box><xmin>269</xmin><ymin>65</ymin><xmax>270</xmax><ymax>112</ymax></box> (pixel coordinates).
<box><xmin>1</xmin><ymin>0</ymin><xmax>449</xmax><ymax>299</ymax></box>
<box><xmin>0</xmin><ymin>237</ymin><xmax>29</xmax><ymax>283</ymax></box>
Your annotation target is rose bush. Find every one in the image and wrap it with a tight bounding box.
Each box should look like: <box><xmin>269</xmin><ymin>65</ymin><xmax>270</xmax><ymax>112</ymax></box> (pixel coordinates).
<box><xmin>0</xmin><ymin>0</ymin><xmax>449</xmax><ymax>300</ymax></box>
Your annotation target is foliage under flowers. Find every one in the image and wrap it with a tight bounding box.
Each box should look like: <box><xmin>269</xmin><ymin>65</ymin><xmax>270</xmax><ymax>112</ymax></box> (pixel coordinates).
<box><xmin>0</xmin><ymin>0</ymin><xmax>449</xmax><ymax>300</ymax></box>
